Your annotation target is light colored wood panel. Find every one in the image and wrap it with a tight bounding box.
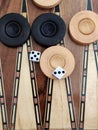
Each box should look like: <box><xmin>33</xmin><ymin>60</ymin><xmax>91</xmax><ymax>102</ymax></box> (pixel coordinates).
<box><xmin>50</xmin><ymin>80</ymin><xmax>71</xmax><ymax>130</ymax></box>
<box><xmin>84</xmin><ymin>44</ymin><xmax>98</xmax><ymax>129</ymax></box>
<box><xmin>15</xmin><ymin>44</ymin><xmax>36</xmax><ymax>130</ymax></box>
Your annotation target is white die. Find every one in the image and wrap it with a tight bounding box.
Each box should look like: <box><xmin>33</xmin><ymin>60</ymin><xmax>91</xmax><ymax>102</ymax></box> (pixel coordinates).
<box><xmin>52</xmin><ymin>66</ymin><xmax>66</xmax><ymax>79</ymax></box>
<box><xmin>29</xmin><ymin>50</ymin><xmax>41</xmax><ymax>62</ymax></box>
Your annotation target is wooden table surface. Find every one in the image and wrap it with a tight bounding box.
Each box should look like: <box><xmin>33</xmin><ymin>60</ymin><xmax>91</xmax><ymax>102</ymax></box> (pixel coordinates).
<box><xmin>0</xmin><ymin>0</ymin><xmax>98</xmax><ymax>130</ymax></box>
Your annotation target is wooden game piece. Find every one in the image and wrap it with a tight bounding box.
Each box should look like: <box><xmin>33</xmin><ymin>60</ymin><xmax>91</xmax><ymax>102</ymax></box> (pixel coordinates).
<box><xmin>40</xmin><ymin>46</ymin><xmax>75</xmax><ymax>79</ymax></box>
<box><xmin>33</xmin><ymin>0</ymin><xmax>62</xmax><ymax>9</ymax></box>
<box><xmin>83</xmin><ymin>44</ymin><xmax>98</xmax><ymax>129</ymax></box>
<box><xmin>69</xmin><ymin>10</ymin><xmax>98</xmax><ymax>45</ymax></box>
<box><xmin>15</xmin><ymin>44</ymin><xmax>37</xmax><ymax>130</ymax></box>
<box><xmin>31</xmin><ymin>13</ymin><xmax>66</xmax><ymax>47</ymax></box>
<box><xmin>0</xmin><ymin>13</ymin><xmax>30</xmax><ymax>47</ymax></box>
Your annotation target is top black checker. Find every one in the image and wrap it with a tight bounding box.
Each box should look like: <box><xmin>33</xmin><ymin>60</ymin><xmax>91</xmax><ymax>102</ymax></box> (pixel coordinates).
<box><xmin>31</xmin><ymin>13</ymin><xmax>66</xmax><ymax>47</ymax></box>
<box><xmin>0</xmin><ymin>13</ymin><xmax>30</xmax><ymax>47</ymax></box>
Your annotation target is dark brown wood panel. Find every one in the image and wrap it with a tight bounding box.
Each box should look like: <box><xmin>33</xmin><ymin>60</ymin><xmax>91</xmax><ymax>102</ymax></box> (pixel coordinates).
<box><xmin>0</xmin><ymin>0</ymin><xmax>21</xmax><ymax>128</ymax></box>
<box><xmin>0</xmin><ymin>0</ymin><xmax>97</xmax><ymax>130</ymax></box>
<box><xmin>27</xmin><ymin>0</ymin><xmax>53</xmax><ymax>124</ymax></box>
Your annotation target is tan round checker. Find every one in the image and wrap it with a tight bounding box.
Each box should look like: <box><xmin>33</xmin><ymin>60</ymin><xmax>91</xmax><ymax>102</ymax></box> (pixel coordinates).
<box><xmin>33</xmin><ymin>0</ymin><xmax>62</xmax><ymax>9</ymax></box>
<box><xmin>69</xmin><ymin>10</ymin><xmax>98</xmax><ymax>45</ymax></box>
<box><xmin>40</xmin><ymin>46</ymin><xmax>75</xmax><ymax>79</ymax></box>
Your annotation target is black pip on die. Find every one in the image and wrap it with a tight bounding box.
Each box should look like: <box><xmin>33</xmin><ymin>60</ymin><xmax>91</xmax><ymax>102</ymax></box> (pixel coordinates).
<box><xmin>29</xmin><ymin>50</ymin><xmax>41</xmax><ymax>62</ymax></box>
<box><xmin>52</xmin><ymin>66</ymin><xmax>66</xmax><ymax>80</ymax></box>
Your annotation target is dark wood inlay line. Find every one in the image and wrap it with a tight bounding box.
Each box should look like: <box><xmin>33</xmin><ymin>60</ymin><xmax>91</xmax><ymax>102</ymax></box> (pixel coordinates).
<box><xmin>79</xmin><ymin>45</ymin><xmax>89</xmax><ymax>129</ymax></box>
<box><xmin>11</xmin><ymin>47</ymin><xmax>23</xmax><ymax>129</ymax></box>
<box><xmin>0</xmin><ymin>61</ymin><xmax>8</xmax><ymax>129</ymax></box>
<box><xmin>27</xmin><ymin>45</ymin><xmax>42</xmax><ymax>128</ymax></box>
<box><xmin>93</xmin><ymin>42</ymin><xmax>98</xmax><ymax>73</ymax></box>
<box><xmin>11</xmin><ymin>0</ymin><xmax>42</xmax><ymax>129</ymax></box>
<box><xmin>44</xmin><ymin>79</ymin><xmax>54</xmax><ymax>129</ymax></box>
<box><xmin>79</xmin><ymin>0</ymin><xmax>97</xmax><ymax>129</ymax></box>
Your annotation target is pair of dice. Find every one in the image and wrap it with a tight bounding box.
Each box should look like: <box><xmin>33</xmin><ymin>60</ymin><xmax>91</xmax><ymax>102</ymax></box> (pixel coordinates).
<box><xmin>29</xmin><ymin>50</ymin><xmax>66</xmax><ymax>79</ymax></box>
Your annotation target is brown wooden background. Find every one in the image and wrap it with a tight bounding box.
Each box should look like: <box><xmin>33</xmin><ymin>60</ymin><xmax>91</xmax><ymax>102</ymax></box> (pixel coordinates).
<box><xmin>0</xmin><ymin>0</ymin><xmax>98</xmax><ymax>130</ymax></box>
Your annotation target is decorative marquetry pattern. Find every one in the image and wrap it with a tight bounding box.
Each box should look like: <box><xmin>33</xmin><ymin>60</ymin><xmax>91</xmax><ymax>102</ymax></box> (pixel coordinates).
<box><xmin>11</xmin><ymin>0</ymin><xmax>41</xmax><ymax>129</ymax></box>
<box><xmin>11</xmin><ymin>46</ymin><xmax>23</xmax><ymax>129</ymax></box>
<box><xmin>0</xmin><ymin>61</ymin><xmax>8</xmax><ymax>130</ymax></box>
<box><xmin>84</xmin><ymin>44</ymin><xmax>98</xmax><ymax>129</ymax></box>
<box><xmin>0</xmin><ymin>0</ymin><xmax>98</xmax><ymax>129</ymax></box>
<box><xmin>44</xmin><ymin>5</ymin><xmax>76</xmax><ymax>130</ymax></box>
<box><xmin>79</xmin><ymin>0</ymin><xmax>98</xmax><ymax>129</ymax></box>
<box><xmin>15</xmin><ymin>43</ymin><xmax>36</xmax><ymax>130</ymax></box>
<box><xmin>93</xmin><ymin>42</ymin><xmax>98</xmax><ymax>73</ymax></box>
<box><xmin>79</xmin><ymin>46</ymin><xmax>89</xmax><ymax>129</ymax></box>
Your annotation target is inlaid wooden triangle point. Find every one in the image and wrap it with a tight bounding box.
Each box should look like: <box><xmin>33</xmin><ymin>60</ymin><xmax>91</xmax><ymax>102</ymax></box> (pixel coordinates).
<box><xmin>84</xmin><ymin>44</ymin><xmax>98</xmax><ymax>129</ymax></box>
<box><xmin>15</xmin><ymin>44</ymin><xmax>37</xmax><ymax>130</ymax></box>
<box><xmin>50</xmin><ymin>80</ymin><xmax>71</xmax><ymax>129</ymax></box>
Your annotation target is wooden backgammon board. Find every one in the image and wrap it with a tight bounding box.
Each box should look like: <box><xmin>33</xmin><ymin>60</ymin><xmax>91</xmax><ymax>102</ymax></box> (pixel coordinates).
<box><xmin>0</xmin><ymin>0</ymin><xmax>98</xmax><ymax>130</ymax></box>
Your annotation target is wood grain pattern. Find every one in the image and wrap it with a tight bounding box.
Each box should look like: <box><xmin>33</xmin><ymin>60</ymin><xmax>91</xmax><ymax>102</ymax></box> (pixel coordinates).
<box><xmin>84</xmin><ymin>44</ymin><xmax>98</xmax><ymax>129</ymax></box>
<box><xmin>33</xmin><ymin>0</ymin><xmax>62</xmax><ymax>9</ymax></box>
<box><xmin>60</xmin><ymin>0</ymin><xmax>86</xmax><ymax>128</ymax></box>
<box><xmin>15</xmin><ymin>44</ymin><xmax>36</xmax><ymax>130</ymax></box>
<box><xmin>27</xmin><ymin>0</ymin><xmax>53</xmax><ymax>124</ymax></box>
<box><xmin>0</xmin><ymin>61</ymin><xmax>3</xmax><ymax>130</ymax></box>
<box><xmin>50</xmin><ymin>80</ymin><xmax>71</xmax><ymax>130</ymax></box>
<box><xmin>0</xmin><ymin>0</ymin><xmax>21</xmax><ymax>127</ymax></box>
<box><xmin>0</xmin><ymin>0</ymin><xmax>98</xmax><ymax>129</ymax></box>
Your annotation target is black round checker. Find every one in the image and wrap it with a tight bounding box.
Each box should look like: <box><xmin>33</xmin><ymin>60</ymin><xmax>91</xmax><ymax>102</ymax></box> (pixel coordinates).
<box><xmin>0</xmin><ymin>13</ymin><xmax>30</xmax><ymax>47</ymax></box>
<box><xmin>31</xmin><ymin>13</ymin><xmax>66</xmax><ymax>47</ymax></box>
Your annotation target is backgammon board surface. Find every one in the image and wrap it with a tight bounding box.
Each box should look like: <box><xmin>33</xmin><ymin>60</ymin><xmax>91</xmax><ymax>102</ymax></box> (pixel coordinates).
<box><xmin>0</xmin><ymin>0</ymin><xmax>98</xmax><ymax>130</ymax></box>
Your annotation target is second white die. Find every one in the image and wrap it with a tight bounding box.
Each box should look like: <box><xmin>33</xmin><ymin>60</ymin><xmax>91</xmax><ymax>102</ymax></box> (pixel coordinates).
<box><xmin>52</xmin><ymin>66</ymin><xmax>66</xmax><ymax>79</ymax></box>
<box><xmin>30</xmin><ymin>50</ymin><xmax>41</xmax><ymax>62</ymax></box>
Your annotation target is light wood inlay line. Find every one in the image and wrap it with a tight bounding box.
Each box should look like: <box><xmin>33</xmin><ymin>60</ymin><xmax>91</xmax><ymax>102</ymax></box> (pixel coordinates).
<box><xmin>32</xmin><ymin>79</ymin><xmax>37</xmax><ymax>97</ymax></box>
<box><xmin>0</xmin><ymin>78</ymin><xmax>3</xmax><ymax>96</ymax></box>
<box><xmin>16</xmin><ymin>52</ymin><xmax>22</xmax><ymax>72</ymax></box>
<box><xmin>1</xmin><ymin>104</ymin><xmax>6</xmax><ymax>123</ymax></box>
<box><xmin>14</xmin><ymin>78</ymin><xmax>19</xmax><ymax>97</ymax></box>
<box><xmin>80</xmin><ymin>102</ymin><xmax>85</xmax><ymax>122</ymax></box>
<box><xmin>11</xmin><ymin>105</ymin><xmax>16</xmax><ymax>124</ymax></box>
<box><xmin>46</xmin><ymin>103</ymin><xmax>51</xmax><ymax>122</ymax></box>
<box><xmin>79</xmin><ymin>46</ymin><xmax>89</xmax><ymax>129</ymax></box>
<box><xmin>0</xmin><ymin>61</ymin><xmax>8</xmax><ymax>129</ymax></box>
<box><xmin>44</xmin><ymin>79</ymin><xmax>53</xmax><ymax>127</ymax></box>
